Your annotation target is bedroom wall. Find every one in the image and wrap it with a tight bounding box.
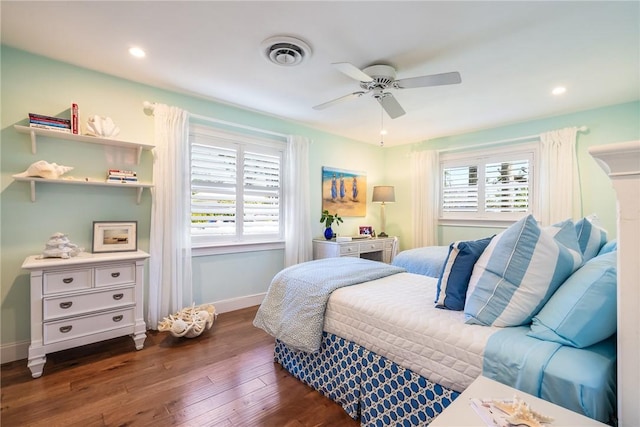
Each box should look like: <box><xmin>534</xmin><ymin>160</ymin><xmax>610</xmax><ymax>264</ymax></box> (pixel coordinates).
<box><xmin>384</xmin><ymin>101</ymin><xmax>640</xmax><ymax>249</ymax></box>
<box><xmin>0</xmin><ymin>46</ymin><xmax>387</xmax><ymax>359</ymax></box>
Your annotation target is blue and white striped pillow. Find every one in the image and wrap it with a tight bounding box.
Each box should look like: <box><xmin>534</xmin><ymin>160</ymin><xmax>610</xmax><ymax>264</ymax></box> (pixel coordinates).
<box><xmin>464</xmin><ymin>215</ymin><xmax>582</xmax><ymax>327</ymax></box>
<box><xmin>575</xmin><ymin>215</ymin><xmax>608</xmax><ymax>262</ymax></box>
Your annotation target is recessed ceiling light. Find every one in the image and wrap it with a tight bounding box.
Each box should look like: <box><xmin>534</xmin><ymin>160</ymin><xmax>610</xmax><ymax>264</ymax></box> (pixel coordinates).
<box><xmin>129</xmin><ymin>47</ymin><xmax>146</xmax><ymax>58</ymax></box>
<box><xmin>552</xmin><ymin>86</ymin><xmax>566</xmax><ymax>96</ymax></box>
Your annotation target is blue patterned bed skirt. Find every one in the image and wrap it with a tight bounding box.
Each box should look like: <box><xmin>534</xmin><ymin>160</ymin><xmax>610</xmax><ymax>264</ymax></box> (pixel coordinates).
<box><xmin>275</xmin><ymin>332</ymin><xmax>460</xmax><ymax>426</ymax></box>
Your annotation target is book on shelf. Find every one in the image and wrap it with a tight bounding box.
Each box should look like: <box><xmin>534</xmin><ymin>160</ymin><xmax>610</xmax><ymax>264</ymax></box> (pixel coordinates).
<box><xmin>29</xmin><ymin>113</ymin><xmax>71</xmax><ymax>126</ymax></box>
<box><xmin>107</xmin><ymin>176</ymin><xmax>139</xmax><ymax>183</ymax></box>
<box><xmin>108</xmin><ymin>168</ymin><xmax>137</xmax><ymax>177</ymax></box>
<box><xmin>71</xmin><ymin>103</ymin><xmax>79</xmax><ymax>134</ymax></box>
<box><xmin>28</xmin><ymin>123</ymin><xmax>72</xmax><ymax>133</ymax></box>
<box><xmin>29</xmin><ymin>119</ymin><xmax>71</xmax><ymax>129</ymax></box>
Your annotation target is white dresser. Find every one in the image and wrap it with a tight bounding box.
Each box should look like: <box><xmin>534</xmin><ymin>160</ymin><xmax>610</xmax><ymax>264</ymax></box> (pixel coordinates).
<box><xmin>22</xmin><ymin>250</ymin><xmax>149</xmax><ymax>378</ymax></box>
<box><xmin>312</xmin><ymin>237</ymin><xmax>396</xmax><ymax>263</ymax></box>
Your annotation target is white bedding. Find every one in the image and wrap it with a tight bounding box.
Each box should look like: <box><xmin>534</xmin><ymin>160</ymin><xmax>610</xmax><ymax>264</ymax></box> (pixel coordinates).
<box><xmin>323</xmin><ymin>272</ymin><xmax>500</xmax><ymax>392</ymax></box>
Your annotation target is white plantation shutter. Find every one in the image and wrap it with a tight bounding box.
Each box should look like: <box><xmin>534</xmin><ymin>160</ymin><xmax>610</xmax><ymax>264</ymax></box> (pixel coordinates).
<box><xmin>191</xmin><ymin>143</ymin><xmax>237</xmax><ymax>236</ymax></box>
<box><xmin>484</xmin><ymin>160</ymin><xmax>529</xmax><ymax>213</ymax></box>
<box><xmin>243</xmin><ymin>149</ymin><xmax>280</xmax><ymax>235</ymax></box>
<box><xmin>190</xmin><ymin>126</ymin><xmax>284</xmax><ymax>244</ymax></box>
<box><xmin>442</xmin><ymin>165</ymin><xmax>478</xmax><ymax>212</ymax></box>
<box><xmin>440</xmin><ymin>146</ymin><xmax>535</xmax><ymax>220</ymax></box>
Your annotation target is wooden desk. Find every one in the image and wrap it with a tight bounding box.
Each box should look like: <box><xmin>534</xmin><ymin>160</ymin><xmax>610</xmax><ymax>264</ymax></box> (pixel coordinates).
<box><xmin>430</xmin><ymin>375</ymin><xmax>608</xmax><ymax>426</ymax></box>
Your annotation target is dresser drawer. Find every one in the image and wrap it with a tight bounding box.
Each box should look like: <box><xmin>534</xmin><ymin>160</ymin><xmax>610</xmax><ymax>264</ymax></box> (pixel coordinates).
<box><xmin>95</xmin><ymin>264</ymin><xmax>135</xmax><ymax>287</ymax></box>
<box><xmin>44</xmin><ymin>307</ymin><xmax>135</xmax><ymax>345</ymax></box>
<box><xmin>43</xmin><ymin>286</ymin><xmax>135</xmax><ymax>321</ymax></box>
<box><xmin>339</xmin><ymin>243</ymin><xmax>359</xmax><ymax>256</ymax></box>
<box><xmin>44</xmin><ymin>269</ymin><xmax>92</xmax><ymax>294</ymax></box>
<box><xmin>359</xmin><ymin>240</ymin><xmax>384</xmax><ymax>253</ymax></box>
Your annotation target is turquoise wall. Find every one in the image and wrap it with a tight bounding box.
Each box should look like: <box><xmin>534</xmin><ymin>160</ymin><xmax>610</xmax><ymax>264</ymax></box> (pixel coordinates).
<box><xmin>385</xmin><ymin>101</ymin><xmax>640</xmax><ymax>248</ymax></box>
<box><xmin>0</xmin><ymin>47</ymin><xmax>386</xmax><ymax>349</ymax></box>
<box><xmin>2</xmin><ymin>46</ymin><xmax>638</xmax><ymax>353</ymax></box>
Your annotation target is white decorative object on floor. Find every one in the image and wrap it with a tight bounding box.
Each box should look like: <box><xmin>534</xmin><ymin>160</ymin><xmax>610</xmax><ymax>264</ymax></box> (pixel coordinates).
<box><xmin>86</xmin><ymin>115</ymin><xmax>120</xmax><ymax>138</ymax></box>
<box><xmin>158</xmin><ymin>303</ymin><xmax>217</xmax><ymax>338</ymax></box>
<box><xmin>41</xmin><ymin>232</ymin><xmax>83</xmax><ymax>259</ymax></box>
<box><xmin>15</xmin><ymin>160</ymin><xmax>73</xmax><ymax>179</ymax></box>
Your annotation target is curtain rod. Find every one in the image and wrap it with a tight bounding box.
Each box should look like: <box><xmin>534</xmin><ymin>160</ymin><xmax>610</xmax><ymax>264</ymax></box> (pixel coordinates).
<box><xmin>437</xmin><ymin>126</ymin><xmax>589</xmax><ymax>154</ymax></box>
<box><xmin>142</xmin><ymin>101</ymin><xmax>288</xmax><ymax>140</ymax></box>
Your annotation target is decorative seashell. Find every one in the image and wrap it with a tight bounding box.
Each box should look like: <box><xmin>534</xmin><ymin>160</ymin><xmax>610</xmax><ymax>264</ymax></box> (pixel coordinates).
<box><xmin>171</xmin><ymin>319</ymin><xmax>188</xmax><ymax>334</ymax></box>
<box><xmin>157</xmin><ymin>304</ymin><xmax>216</xmax><ymax>338</ymax></box>
<box><xmin>15</xmin><ymin>160</ymin><xmax>73</xmax><ymax>179</ymax></box>
<box><xmin>86</xmin><ymin>115</ymin><xmax>120</xmax><ymax>138</ymax></box>
<box><xmin>40</xmin><ymin>232</ymin><xmax>84</xmax><ymax>259</ymax></box>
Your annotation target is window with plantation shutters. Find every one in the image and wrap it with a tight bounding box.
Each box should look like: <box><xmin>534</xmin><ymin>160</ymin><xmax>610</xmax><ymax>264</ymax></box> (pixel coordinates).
<box><xmin>190</xmin><ymin>125</ymin><xmax>284</xmax><ymax>247</ymax></box>
<box><xmin>440</xmin><ymin>144</ymin><xmax>537</xmax><ymax>221</ymax></box>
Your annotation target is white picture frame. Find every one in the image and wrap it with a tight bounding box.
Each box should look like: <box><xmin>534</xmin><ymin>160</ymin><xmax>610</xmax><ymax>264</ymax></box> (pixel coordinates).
<box><xmin>92</xmin><ymin>221</ymin><xmax>137</xmax><ymax>253</ymax></box>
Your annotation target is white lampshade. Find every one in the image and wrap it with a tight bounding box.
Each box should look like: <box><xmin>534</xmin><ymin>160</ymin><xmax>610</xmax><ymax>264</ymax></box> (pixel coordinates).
<box><xmin>372</xmin><ymin>186</ymin><xmax>395</xmax><ymax>203</ymax></box>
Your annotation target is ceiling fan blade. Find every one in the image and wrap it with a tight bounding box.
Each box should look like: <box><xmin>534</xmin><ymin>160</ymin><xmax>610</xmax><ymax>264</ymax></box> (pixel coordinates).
<box><xmin>395</xmin><ymin>71</ymin><xmax>462</xmax><ymax>89</ymax></box>
<box><xmin>313</xmin><ymin>91</ymin><xmax>367</xmax><ymax>110</ymax></box>
<box><xmin>332</xmin><ymin>62</ymin><xmax>374</xmax><ymax>82</ymax></box>
<box><xmin>377</xmin><ymin>93</ymin><xmax>406</xmax><ymax>119</ymax></box>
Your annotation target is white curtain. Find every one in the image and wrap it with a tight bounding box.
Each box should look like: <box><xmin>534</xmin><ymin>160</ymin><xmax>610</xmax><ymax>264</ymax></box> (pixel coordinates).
<box><xmin>147</xmin><ymin>104</ymin><xmax>192</xmax><ymax>328</ymax></box>
<box><xmin>411</xmin><ymin>149</ymin><xmax>439</xmax><ymax>247</ymax></box>
<box><xmin>539</xmin><ymin>127</ymin><xmax>581</xmax><ymax>225</ymax></box>
<box><xmin>284</xmin><ymin>135</ymin><xmax>312</xmax><ymax>266</ymax></box>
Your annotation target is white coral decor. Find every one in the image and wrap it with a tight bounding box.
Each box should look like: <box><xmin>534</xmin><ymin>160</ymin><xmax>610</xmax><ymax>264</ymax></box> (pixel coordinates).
<box><xmin>158</xmin><ymin>304</ymin><xmax>217</xmax><ymax>338</ymax></box>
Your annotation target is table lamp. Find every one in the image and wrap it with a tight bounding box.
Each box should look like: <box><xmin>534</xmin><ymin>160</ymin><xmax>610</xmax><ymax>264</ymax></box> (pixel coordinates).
<box><xmin>372</xmin><ymin>186</ymin><xmax>395</xmax><ymax>237</ymax></box>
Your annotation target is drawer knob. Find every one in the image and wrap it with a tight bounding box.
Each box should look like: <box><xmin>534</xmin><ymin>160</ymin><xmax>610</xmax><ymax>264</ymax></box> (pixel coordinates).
<box><xmin>59</xmin><ymin>325</ymin><xmax>72</xmax><ymax>333</ymax></box>
<box><xmin>112</xmin><ymin>315</ymin><xmax>124</xmax><ymax>322</ymax></box>
<box><xmin>62</xmin><ymin>277</ymin><xmax>74</xmax><ymax>284</ymax></box>
<box><xmin>111</xmin><ymin>272</ymin><xmax>121</xmax><ymax>278</ymax></box>
<box><xmin>59</xmin><ymin>301</ymin><xmax>73</xmax><ymax>309</ymax></box>
<box><xmin>112</xmin><ymin>293</ymin><xmax>124</xmax><ymax>300</ymax></box>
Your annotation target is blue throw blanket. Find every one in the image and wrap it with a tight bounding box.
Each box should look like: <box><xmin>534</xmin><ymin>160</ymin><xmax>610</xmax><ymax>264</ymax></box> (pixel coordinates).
<box><xmin>253</xmin><ymin>257</ymin><xmax>405</xmax><ymax>353</ymax></box>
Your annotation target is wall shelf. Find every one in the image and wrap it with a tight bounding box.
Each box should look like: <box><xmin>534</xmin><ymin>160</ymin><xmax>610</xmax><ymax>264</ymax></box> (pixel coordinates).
<box><xmin>12</xmin><ymin>176</ymin><xmax>153</xmax><ymax>204</ymax></box>
<box><xmin>13</xmin><ymin>125</ymin><xmax>155</xmax><ymax>164</ymax></box>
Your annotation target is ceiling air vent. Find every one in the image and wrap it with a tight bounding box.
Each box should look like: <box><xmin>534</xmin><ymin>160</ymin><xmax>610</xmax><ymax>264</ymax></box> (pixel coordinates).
<box><xmin>261</xmin><ymin>36</ymin><xmax>312</xmax><ymax>66</ymax></box>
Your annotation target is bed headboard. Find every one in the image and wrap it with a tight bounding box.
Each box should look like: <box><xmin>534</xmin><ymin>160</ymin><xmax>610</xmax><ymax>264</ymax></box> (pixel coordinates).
<box><xmin>589</xmin><ymin>140</ymin><xmax>640</xmax><ymax>427</ymax></box>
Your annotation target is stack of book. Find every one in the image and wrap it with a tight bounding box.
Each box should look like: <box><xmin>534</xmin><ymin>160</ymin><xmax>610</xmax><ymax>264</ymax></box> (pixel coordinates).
<box><xmin>29</xmin><ymin>113</ymin><xmax>71</xmax><ymax>133</ymax></box>
<box><xmin>106</xmin><ymin>169</ymin><xmax>138</xmax><ymax>183</ymax></box>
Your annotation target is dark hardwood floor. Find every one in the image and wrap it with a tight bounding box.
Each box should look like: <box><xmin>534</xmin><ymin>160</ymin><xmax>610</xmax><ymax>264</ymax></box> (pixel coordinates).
<box><xmin>1</xmin><ymin>306</ymin><xmax>360</xmax><ymax>427</ymax></box>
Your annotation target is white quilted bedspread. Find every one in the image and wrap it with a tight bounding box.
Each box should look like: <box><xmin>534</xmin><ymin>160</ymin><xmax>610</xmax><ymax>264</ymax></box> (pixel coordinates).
<box><xmin>323</xmin><ymin>272</ymin><xmax>500</xmax><ymax>392</ymax></box>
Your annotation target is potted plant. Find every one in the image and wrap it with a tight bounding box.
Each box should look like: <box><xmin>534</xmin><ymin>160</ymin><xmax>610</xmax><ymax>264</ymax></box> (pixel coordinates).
<box><xmin>320</xmin><ymin>210</ymin><xmax>343</xmax><ymax>240</ymax></box>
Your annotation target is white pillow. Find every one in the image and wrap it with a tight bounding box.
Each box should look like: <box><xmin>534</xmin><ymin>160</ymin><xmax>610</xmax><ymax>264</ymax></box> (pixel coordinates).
<box><xmin>464</xmin><ymin>215</ymin><xmax>582</xmax><ymax>327</ymax></box>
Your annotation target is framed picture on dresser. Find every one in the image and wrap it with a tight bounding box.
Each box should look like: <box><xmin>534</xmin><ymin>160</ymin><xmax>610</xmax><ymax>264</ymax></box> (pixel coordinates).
<box><xmin>92</xmin><ymin>221</ymin><xmax>137</xmax><ymax>253</ymax></box>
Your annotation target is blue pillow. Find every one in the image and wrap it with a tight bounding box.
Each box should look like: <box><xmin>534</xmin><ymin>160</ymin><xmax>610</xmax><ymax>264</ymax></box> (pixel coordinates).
<box><xmin>598</xmin><ymin>239</ymin><xmax>617</xmax><ymax>256</ymax></box>
<box><xmin>435</xmin><ymin>236</ymin><xmax>493</xmax><ymax>311</ymax></box>
<box><xmin>464</xmin><ymin>215</ymin><xmax>582</xmax><ymax>327</ymax></box>
<box><xmin>528</xmin><ymin>251</ymin><xmax>617</xmax><ymax>348</ymax></box>
<box><xmin>575</xmin><ymin>215</ymin><xmax>608</xmax><ymax>262</ymax></box>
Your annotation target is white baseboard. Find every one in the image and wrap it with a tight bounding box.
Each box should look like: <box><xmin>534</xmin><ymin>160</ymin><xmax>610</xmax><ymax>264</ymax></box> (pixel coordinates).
<box><xmin>1</xmin><ymin>340</ymin><xmax>29</xmax><ymax>364</ymax></box>
<box><xmin>0</xmin><ymin>293</ymin><xmax>266</xmax><ymax>365</ymax></box>
<box><xmin>210</xmin><ymin>292</ymin><xmax>266</xmax><ymax>314</ymax></box>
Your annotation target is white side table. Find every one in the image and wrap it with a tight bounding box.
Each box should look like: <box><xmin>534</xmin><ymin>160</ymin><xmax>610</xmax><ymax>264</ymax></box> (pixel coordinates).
<box><xmin>430</xmin><ymin>375</ymin><xmax>608</xmax><ymax>426</ymax></box>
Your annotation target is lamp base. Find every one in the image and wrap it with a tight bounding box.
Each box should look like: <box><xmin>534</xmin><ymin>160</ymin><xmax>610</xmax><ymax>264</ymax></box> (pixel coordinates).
<box><xmin>378</xmin><ymin>232</ymin><xmax>388</xmax><ymax>238</ymax></box>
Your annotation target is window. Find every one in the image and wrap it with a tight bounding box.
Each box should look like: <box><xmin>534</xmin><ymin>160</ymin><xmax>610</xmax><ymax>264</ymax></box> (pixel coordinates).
<box><xmin>440</xmin><ymin>144</ymin><xmax>537</xmax><ymax>222</ymax></box>
<box><xmin>190</xmin><ymin>125</ymin><xmax>285</xmax><ymax>249</ymax></box>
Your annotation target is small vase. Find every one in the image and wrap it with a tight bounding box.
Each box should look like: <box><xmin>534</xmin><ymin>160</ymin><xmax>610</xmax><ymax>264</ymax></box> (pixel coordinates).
<box><xmin>324</xmin><ymin>227</ymin><xmax>333</xmax><ymax>240</ymax></box>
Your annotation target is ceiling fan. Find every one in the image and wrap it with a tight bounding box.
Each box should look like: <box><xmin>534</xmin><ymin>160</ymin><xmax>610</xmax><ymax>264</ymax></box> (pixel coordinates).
<box><xmin>313</xmin><ymin>62</ymin><xmax>461</xmax><ymax>119</ymax></box>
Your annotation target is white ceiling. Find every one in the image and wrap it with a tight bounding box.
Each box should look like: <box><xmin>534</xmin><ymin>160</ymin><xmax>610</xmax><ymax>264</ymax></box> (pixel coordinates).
<box><xmin>2</xmin><ymin>1</ymin><xmax>638</xmax><ymax>146</ymax></box>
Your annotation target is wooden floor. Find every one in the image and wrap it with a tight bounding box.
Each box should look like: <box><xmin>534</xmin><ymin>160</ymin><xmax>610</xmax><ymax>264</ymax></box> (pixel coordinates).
<box><xmin>1</xmin><ymin>306</ymin><xmax>360</xmax><ymax>427</ymax></box>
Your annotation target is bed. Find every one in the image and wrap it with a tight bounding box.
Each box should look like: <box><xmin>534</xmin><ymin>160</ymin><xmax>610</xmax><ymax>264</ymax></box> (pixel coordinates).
<box><xmin>254</xmin><ymin>220</ymin><xmax>618</xmax><ymax>425</ymax></box>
